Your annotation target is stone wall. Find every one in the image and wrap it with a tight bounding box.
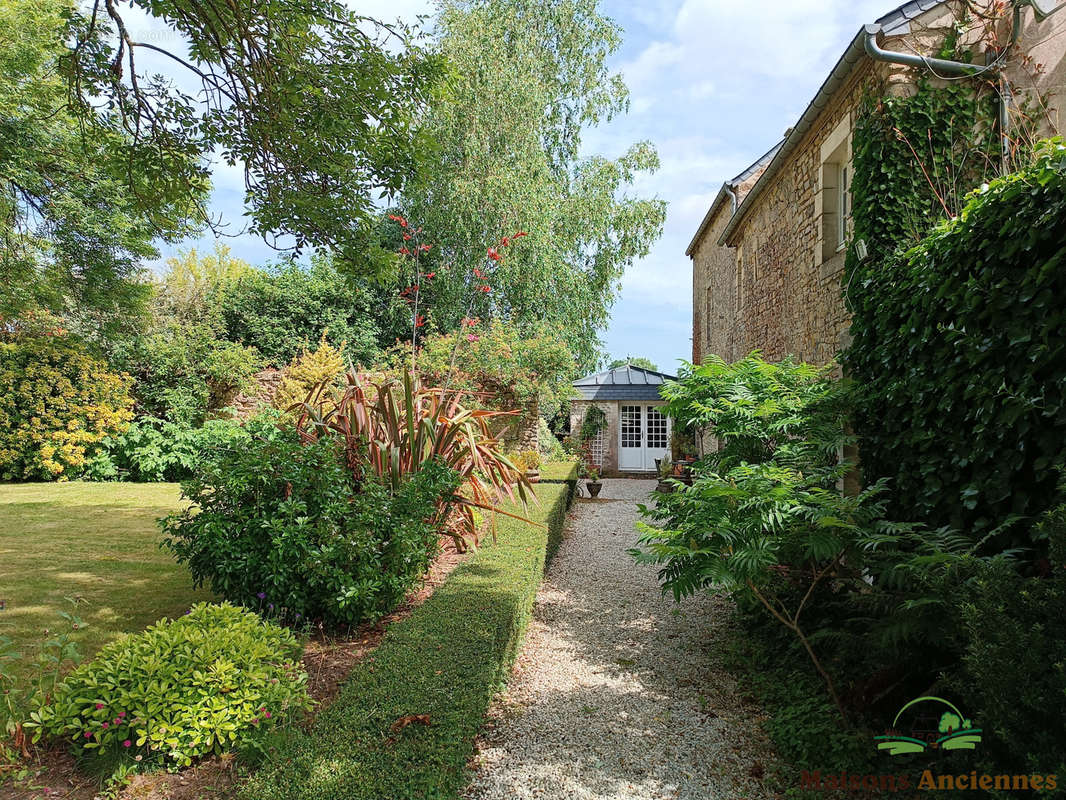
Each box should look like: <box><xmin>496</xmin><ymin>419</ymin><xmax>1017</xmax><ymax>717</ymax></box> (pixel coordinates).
<box><xmin>569</xmin><ymin>400</ymin><xmax>618</xmax><ymax>475</ymax></box>
<box><xmin>726</xmin><ymin>63</ymin><xmax>872</xmax><ymax>367</ymax></box>
<box><xmin>231</xmin><ymin>368</ymin><xmax>284</xmax><ymax>418</ymax></box>
<box><xmin>688</xmin><ymin>1</ymin><xmax>1066</xmax><ymax>371</ymax></box>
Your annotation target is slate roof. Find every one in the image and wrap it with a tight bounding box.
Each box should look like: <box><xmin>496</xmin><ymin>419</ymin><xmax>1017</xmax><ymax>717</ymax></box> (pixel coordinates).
<box><xmin>716</xmin><ymin>0</ymin><xmax>951</xmax><ymax>247</ymax></box>
<box><xmin>573</xmin><ymin>365</ymin><xmax>677</xmax><ymax>401</ymax></box>
<box><xmin>685</xmin><ymin>140</ymin><xmax>783</xmax><ymax>256</ymax></box>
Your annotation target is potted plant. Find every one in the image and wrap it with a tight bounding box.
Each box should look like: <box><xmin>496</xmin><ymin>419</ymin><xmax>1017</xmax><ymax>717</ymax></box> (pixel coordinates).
<box><xmin>580</xmin><ymin>459</ymin><xmax>603</xmax><ymax>498</ymax></box>
<box><xmin>516</xmin><ymin>449</ymin><xmax>541</xmax><ymax>484</ymax></box>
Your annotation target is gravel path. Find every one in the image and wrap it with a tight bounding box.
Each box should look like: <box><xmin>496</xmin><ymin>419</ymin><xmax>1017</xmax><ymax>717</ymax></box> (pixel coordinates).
<box><xmin>464</xmin><ymin>479</ymin><xmax>777</xmax><ymax>800</ymax></box>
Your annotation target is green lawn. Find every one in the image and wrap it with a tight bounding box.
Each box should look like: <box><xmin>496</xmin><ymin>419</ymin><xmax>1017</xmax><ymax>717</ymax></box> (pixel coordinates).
<box><xmin>0</xmin><ymin>482</ymin><xmax>211</xmax><ymax>673</ymax></box>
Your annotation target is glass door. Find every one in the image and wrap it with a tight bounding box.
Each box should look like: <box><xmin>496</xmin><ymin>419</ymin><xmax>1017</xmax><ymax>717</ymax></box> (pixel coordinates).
<box><xmin>618</xmin><ymin>405</ymin><xmax>643</xmax><ymax>471</ymax></box>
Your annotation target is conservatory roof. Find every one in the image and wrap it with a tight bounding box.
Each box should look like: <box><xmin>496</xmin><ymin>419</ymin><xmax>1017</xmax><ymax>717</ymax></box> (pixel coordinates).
<box><xmin>572</xmin><ymin>365</ymin><xmax>677</xmax><ymax>401</ymax></box>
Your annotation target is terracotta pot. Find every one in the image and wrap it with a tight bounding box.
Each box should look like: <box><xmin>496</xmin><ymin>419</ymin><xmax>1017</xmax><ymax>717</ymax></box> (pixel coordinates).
<box><xmin>586</xmin><ymin>480</ymin><xmax>603</xmax><ymax>498</ymax></box>
<box><xmin>525</xmin><ymin>468</ymin><xmax>540</xmax><ymax>484</ymax></box>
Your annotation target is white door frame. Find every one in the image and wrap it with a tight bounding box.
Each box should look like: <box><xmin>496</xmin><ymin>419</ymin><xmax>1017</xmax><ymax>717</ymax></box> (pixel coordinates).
<box><xmin>618</xmin><ymin>402</ymin><xmax>671</xmax><ymax>472</ymax></box>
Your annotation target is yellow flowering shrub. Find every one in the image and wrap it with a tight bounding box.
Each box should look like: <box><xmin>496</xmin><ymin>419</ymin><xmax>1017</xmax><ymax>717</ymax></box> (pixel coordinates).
<box><xmin>0</xmin><ymin>334</ymin><xmax>134</xmax><ymax>480</ymax></box>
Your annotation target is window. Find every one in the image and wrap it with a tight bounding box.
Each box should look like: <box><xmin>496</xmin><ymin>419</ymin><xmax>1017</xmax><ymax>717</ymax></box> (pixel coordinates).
<box><xmin>620</xmin><ymin>405</ymin><xmax>642</xmax><ymax>448</ymax></box>
<box><xmin>818</xmin><ymin>116</ymin><xmax>852</xmax><ymax>266</ymax></box>
<box><xmin>837</xmin><ymin>162</ymin><xmax>851</xmax><ymax>249</ymax></box>
<box><xmin>646</xmin><ymin>407</ymin><xmax>668</xmax><ymax>449</ymax></box>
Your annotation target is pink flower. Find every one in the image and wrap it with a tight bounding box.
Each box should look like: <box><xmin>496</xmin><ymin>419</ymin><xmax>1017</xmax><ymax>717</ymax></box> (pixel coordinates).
<box><xmin>95</xmin><ymin>703</ymin><xmax>104</xmax><ymax>710</ymax></box>
<box><xmin>114</xmin><ymin>718</ymin><xmax>121</xmax><ymax>725</ymax></box>
<box><xmin>102</xmin><ymin>722</ymin><xmax>109</xmax><ymax>729</ymax></box>
<box><xmin>251</xmin><ymin>717</ymin><xmax>259</xmax><ymax>725</ymax></box>
<box><xmin>117</xmin><ymin>711</ymin><xmax>126</xmax><ymax>718</ymax></box>
<box><xmin>84</xmin><ymin>731</ymin><xmax>91</xmax><ymax>738</ymax></box>
<box><xmin>123</xmin><ymin>740</ymin><xmax>132</xmax><ymax>748</ymax></box>
<box><xmin>264</xmin><ymin>711</ymin><xmax>272</xmax><ymax>719</ymax></box>
<box><xmin>466</xmin><ymin>334</ymin><xmax>480</xmax><ymax>342</ymax></box>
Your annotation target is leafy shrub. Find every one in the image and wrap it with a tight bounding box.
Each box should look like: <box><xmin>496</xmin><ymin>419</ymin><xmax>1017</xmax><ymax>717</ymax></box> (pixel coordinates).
<box><xmin>273</xmin><ymin>333</ymin><xmax>346</xmax><ymax>412</ymax></box>
<box><xmin>30</xmin><ymin>603</ymin><xmax>310</xmax><ymax>770</ymax></box>
<box><xmin>383</xmin><ymin>319</ymin><xmax>576</xmax><ymax>419</ymax></box>
<box><xmin>634</xmin><ymin>354</ymin><xmax>911</xmax><ymax>716</ymax></box>
<box><xmin>108</xmin><ymin>321</ymin><xmax>260</xmax><ymax>426</ymax></box>
<box><xmin>295</xmin><ymin>366</ymin><xmax>532</xmax><ymax>551</ymax></box>
<box><xmin>218</xmin><ymin>257</ymin><xmax>384</xmax><ymax>368</ymax></box>
<box><xmin>162</xmin><ymin>426</ymin><xmax>461</xmax><ymax>627</ymax></box>
<box><xmin>844</xmin><ymin>139</ymin><xmax>1066</xmax><ymax>550</ymax></box>
<box><xmin>537</xmin><ymin>417</ymin><xmax>567</xmax><ymax>461</ymax></box>
<box><xmin>85</xmin><ymin>416</ymin><xmax>251</xmax><ymax>482</ymax></box>
<box><xmin>951</xmin><ymin>497</ymin><xmax>1066</xmax><ymax>781</ymax></box>
<box><xmin>0</xmin><ymin>333</ymin><xmax>134</xmax><ymax>480</ymax></box>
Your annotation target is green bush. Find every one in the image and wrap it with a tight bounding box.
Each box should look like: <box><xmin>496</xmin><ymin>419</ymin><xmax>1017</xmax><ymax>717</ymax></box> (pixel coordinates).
<box><xmin>0</xmin><ymin>332</ymin><xmax>134</xmax><ymax>480</ymax></box>
<box><xmin>30</xmin><ymin>603</ymin><xmax>310</xmax><ymax>770</ymax></box>
<box><xmin>634</xmin><ymin>354</ymin><xmax>911</xmax><ymax>715</ymax></box>
<box><xmin>844</xmin><ymin>139</ymin><xmax>1066</xmax><ymax>550</ymax></box>
<box><xmin>85</xmin><ymin>416</ymin><xmax>251</xmax><ymax>482</ymax></box>
<box><xmin>162</xmin><ymin>427</ymin><xmax>461</xmax><ymax>627</ymax></box>
<box><xmin>240</xmin><ymin>483</ymin><xmax>571</xmax><ymax>800</ymax></box>
<box><xmin>951</xmin><ymin>498</ymin><xmax>1066</xmax><ymax>783</ymax></box>
<box><xmin>218</xmin><ymin>257</ymin><xmax>384</xmax><ymax>368</ymax></box>
<box><xmin>109</xmin><ymin>321</ymin><xmax>260</xmax><ymax>426</ymax></box>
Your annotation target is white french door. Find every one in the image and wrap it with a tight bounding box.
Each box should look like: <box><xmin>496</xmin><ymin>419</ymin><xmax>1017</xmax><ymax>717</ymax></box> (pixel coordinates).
<box><xmin>618</xmin><ymin>404</ymin><xmax>670</xmax><ymax>471</ymax></box>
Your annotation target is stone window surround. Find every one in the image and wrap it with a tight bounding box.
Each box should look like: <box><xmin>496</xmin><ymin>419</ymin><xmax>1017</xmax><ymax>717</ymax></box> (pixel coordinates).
<box><xmin>816</xmin><ymin>114</ymin><xmax>854</xmax><ymax>281</ymax></box>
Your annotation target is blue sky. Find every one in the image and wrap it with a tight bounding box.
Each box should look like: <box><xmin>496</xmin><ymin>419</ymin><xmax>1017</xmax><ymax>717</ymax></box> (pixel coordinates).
<box><xmin>152</xmin><ymin>0</ymin><xmax>894</xmax><ymax>374</ymax></box>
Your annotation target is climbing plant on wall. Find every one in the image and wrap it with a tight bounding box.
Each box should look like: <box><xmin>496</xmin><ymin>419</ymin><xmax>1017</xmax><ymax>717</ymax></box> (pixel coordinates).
<box><xmin>848</xmin><ymin>77</ymin><xmax>998</xmax><ymax>266</ymax></box>
<box><xmin>842</xmin><ymin>139</ymin><xmax>1066</xmax><ymax>550</ymax></box>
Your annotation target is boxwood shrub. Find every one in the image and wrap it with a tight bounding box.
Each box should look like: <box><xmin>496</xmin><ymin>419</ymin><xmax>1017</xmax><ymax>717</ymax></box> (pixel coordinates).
<box><xmin>162</xmin><ymin>426</ymin><xmax>461</xmax><ymax>627</ymax></box>
<box><xmin>31</xmin><ymin>603</ymin><xmax>310</xmax><ymax>769</ymax></box>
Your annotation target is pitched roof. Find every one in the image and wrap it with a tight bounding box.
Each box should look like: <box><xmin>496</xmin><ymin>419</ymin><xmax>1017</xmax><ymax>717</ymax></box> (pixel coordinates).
<box><xmin>573</xmin><ymin>364</ymin><xmax>677</xmax><ymax>401</ymax></box>
<box><xmin>685</xmin><ymin>140</ymin><xmax>782</xmax><ymax>256</ymax></box>
<box><xmin>716</xmin><ymin>0</ymin><xmax>952</xmax><ymax>247</ymax></box>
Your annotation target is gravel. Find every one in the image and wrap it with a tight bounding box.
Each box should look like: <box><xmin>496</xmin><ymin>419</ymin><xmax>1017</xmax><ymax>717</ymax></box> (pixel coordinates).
<box><xmin>464</xmin><ymin>478</ymin><xmax>778</xmax><ymax>800</ymax></box>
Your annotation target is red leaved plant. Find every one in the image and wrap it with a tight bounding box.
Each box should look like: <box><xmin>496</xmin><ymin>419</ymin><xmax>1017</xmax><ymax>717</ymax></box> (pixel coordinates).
<box><xmin>292</xmin><ymin>366</ymin><xmax>535</xmax><ymax>552</ymax></box>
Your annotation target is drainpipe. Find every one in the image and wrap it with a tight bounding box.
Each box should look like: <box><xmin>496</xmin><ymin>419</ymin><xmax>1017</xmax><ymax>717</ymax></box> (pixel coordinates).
<box><xmin>725</xmin><ymin>184</ymin><xmax>738</xmax><ymax>214</ymax></box>
<box><xmin>863</xmin><ymin>2</ymin><xmax>1026</xmax><ymax>171</ymax></box>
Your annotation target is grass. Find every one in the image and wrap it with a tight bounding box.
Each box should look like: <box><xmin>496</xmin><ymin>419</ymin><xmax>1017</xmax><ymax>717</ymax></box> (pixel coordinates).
<box><xmin>0</xmin><ymin>482</ymin><xmax>210</xmax><ymax>674</ymax></box>
<box><xmin>241</xmin><ymin>481</ymin><xmax>572</xmax><ymax>800</ymax></box>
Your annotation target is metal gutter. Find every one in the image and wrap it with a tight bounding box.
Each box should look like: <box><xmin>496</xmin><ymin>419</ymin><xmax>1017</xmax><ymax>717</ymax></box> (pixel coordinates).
<box><xmin>717</xmin><ymin>29</ymin><xmax>870</xmax><ymax>247</ymax></box>
<box><xmin>686</xmin><ymin>140</ymin><xmax>782</xmax><ymax>256</ymax></box>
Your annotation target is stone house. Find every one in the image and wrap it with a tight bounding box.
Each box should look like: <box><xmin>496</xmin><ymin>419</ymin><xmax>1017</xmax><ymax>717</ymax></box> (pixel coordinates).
<box><xmin>688</xmin><ymin>0</ymin><xmax>1066</xmax><ymax>368</ymax></box>
<box><xmin>569</xmin><ymin>365</ymin><xmax>676</xmax><ymax>475</ymax></box>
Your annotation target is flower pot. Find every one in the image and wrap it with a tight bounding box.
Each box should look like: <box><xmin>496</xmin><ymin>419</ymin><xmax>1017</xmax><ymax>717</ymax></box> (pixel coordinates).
<box><xmin>525</xmin><ymin>468</ymin><xmax>540</xmax><ymax>484</ymax></box>
<box><xmin>656</xmin><ymin>479</ymin><xmax>674</xmax><ymax>494</ymax></box>
<box><xmin>586</xmin><ymin>480</ymin><xmax>603</xmax><ymax>498</ymax></box>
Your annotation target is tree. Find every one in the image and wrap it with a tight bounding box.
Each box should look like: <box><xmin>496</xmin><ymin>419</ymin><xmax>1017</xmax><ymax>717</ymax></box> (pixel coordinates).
<box><xmin>2</xmin><ymin>0</ymin><xmax>440</xmax><ymax>328</ymax></box>
<box><xmin>217</xmin><ymin>256</ymin><xmax>391</xmax><ymax>368</ymax></box>
<box><xmin>0</xmin><ymin>0</ymin><xmax>201</xmax><ymax>328</ymax></box>
<box><xmin>398</xmin><ymin>0</ymin><xmax>665</xmax><ymax>369</ymax></box>
<box><xmin>607</xmin><ymin>356</ymin><xmax>659</xmax><ymax>371</ymax></box>
<box><xmin>66</xmin><ymin>0</ymin><xmax>441</xmax><ymax>261</ymax></box>
<box><xmin>158</xmin><ymin>243</ymin><xmax>253</xmax><ymax>322</ymax></box>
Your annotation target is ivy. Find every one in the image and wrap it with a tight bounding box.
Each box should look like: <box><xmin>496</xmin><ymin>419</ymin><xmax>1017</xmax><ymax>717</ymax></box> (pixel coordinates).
<box><xmin>849</xmin><ymin>77</ymin><xmax>998</xmax><ymax>266</ymax></box>
<box><xmin>842</xmin><ymin>140</ymin><xmax>1066</xmax><ymax>549</ymax></box>
<box><xmin>579</xmin><ymin>405</ymin><xmax>607</xmax><ymax>443</ymax></box>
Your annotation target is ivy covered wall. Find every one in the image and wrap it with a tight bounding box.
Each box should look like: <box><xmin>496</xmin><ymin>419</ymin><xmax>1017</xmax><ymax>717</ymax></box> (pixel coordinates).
<box><xmin>843</xmin><ymin>138</ymin><xmax>1066</xmax><ymax>547</ymax></box>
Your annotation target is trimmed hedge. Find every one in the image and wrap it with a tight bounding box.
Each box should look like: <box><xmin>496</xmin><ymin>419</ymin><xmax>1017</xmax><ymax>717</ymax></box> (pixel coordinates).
<box><xmin>539</xmin><ymin>460</ymin><xmax>578</xmax><ymax>508</ymax></box>
<box><xmin>539</xmin><ymin>461</ymin><xmax>578</xmax><ymax>482</ymax></box>
<box><xmin>241</xmin><ymin>482</ymin><xmax>572</xmax><ymax>800</ymax></box>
